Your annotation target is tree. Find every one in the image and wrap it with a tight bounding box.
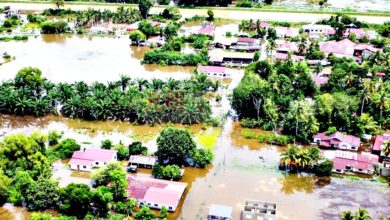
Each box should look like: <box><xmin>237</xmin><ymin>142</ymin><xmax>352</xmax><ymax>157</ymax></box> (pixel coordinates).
<box><xmin>14</xmin><ymin>67</ymin><xmax>44</xmax><ymax>90</ymax></box>
<box><xmin>312</xmin><ymin>159</ymin><xmax>333</xmax><ymax>176</ymax></box>
<box><xmin>48</xmin><ymin>130</ymin><xmax>62</xmax><ymax>146</ymax></box>
<box><xmin>139</xmin><ymin>0</ymin><xmax>152</xmax><ymax>19</ymax></box>
<box><xmin>135</xmin><ymin>206</ymin><xmax>156</xmax><ymax>220</ymax></box>
<box><xmin>7</xmin><ymin>171</ymin><xmax>35</xmax><ymax>205</ymax></box>
<box><xmin>114</xmin><ymin>144</ymin><xmax>130</xmax><ymax>160</ymax></box>
<box><xmin>163</xmin><ymin>22</ymin><xmax>179</xmax><ymax>41</ymax></box>
<box><xmin>101</xmin><ymin>139</ymin><xmax>113</xmax><ymax>149</ymax></box>
<box><xmin>192</xmin><ymin>148</ymin><xmax>214</xmax><ymax>168</ymax></box>
<box><xmin>129</xmin><ymin>30</ymin><xmax>146</xmax><ymax>46</ymax></box>
<box><xmin>341</xmin><ymin>211</ymin><xmax>354</xmax><ymax>220</ymax></box>
<box><xmin>383</xmin><ymin>140</ymin><xmax>390</xmax><ymax>156</ymax></box>
<box><xmin>113</xmin><ymin>199</ymin><xmax>137</xmax><ymax>216</ymax></box>
<box><xmin>129</xmin><ymin>141</ymin><xmax>148</xmax><ymax>155</ymax></box>
<box><xmin>156</xmin><ymin>127</ymin><xmax>197</xmax><ymax>165</ymax></box>
<box><xmin>354</xmin><ymin>208</ymin><xmax>372</xmax><ymax>220</ymax></box>
<box><xmin>54</xmin><ymin>138</ymin><xmax>81</xmax><ymax>159</ymax></box>
<box><xmin>355</xmin><ymin>113</ymin><xmax>379</xmax><ymax>136</ymax></box>
<box><xmin>25</xmin><ymin>178</ymin><xmax>60</xmax><ymax>211</ymax></box>
<box><xmin>207</xmin><ymin>9</ymin><xmax>214</xmax><ymax>21</ymax></box>
<box><xmin>59</xmin><ymin>183</ymin><xmax>93</xmax><ymax>218</ymax></box>
<box><xmin>91</xmin><ymin>186</ymin><xmax>113</xmax><ymax>217</ymax></box>
<box><xmin>52</xmin><ymin>0</ymin><xmax>64</xmax><ymax>9</ymax></box>
<box><xmin>160</xmin><ymin>207</ymin><xmax>168</xmax><ymax>219</ymax></box>
<box><xmin>254</xmin><ymin>52</ymin><xmax>260</xmax><ymax>61</ymax></box>
<box><xmin>0</xmin><ymin>170</ymin><xmax>10</xmax><ymax>205</ymax></box>
<box><xmin>92</xmin><ymin>163</ymin><xmax>127</xmax><ymax>201</ymax></box>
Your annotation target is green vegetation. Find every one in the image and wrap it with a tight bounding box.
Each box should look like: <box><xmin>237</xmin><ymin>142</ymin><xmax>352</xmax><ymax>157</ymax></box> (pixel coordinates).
<box><xmin>142</xmin><ymin>48</ymin><xmax>208</xmax><ymax>66</ymax></box>
<box><xmin>156</xmin><ymin>127</ymin><xmax>214</xmax><ymax>167</ymax></box>
<box><xmin>0</xmin><ymin>68</ymin><xmax>217</xmax><ymax>125</ymax></box>
<box><xmin>0</xmin><ymin>35</ymin><xmax>28</xmax><ymax>42</ymax></box>
<box><xmin>48</xmin><ymin>130</ymin><xmax>62</xmax><ymax>146</ymax></box>
<box><xmin>92</xmin><ymin>163</ymin><xmax>127</xmax><ymax>201</ymax></box>
<box><xmin>232</xmin><ymin>48</ymin><xmax>390</xmax><ymax>143</ymax></box>
<box><xmin>47</xmin><ymin>138</ymin><xmax>80</xmax><ymax>160</ymax></box>
<box><xmin>279</xmin><ymin>145</ymin><xmax>332</xmax><ymax>176</ymax></box>
<box><xmin>138</xmin><ymin>0</ymin><xmax>152</xmax><ymax>19</ymax></box>
<box><xmin>341</xmin><ymin>208</ymin><xmax>374</xmax><ymax>220</ymax></box>
<box><xmin>40</xmin><ymin>20</ymin><xmax>69</xmax><ymax>34</ymax></box>
<box><xmin>128</xmin><ymin>141</ymin><xmax>148</xmax><ymax>155</ymax></box>
<box><xmin>152</xmin><ymin>164</ymin><xmax>182</xmax><ymax>180</ymax></box>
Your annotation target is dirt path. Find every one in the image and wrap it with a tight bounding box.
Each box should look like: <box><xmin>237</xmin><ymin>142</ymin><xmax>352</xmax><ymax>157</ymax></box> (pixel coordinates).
<box><xmin>1</xmin><ymin>2</ymin><xmax>390</xmax><ymax>24</ymax></box>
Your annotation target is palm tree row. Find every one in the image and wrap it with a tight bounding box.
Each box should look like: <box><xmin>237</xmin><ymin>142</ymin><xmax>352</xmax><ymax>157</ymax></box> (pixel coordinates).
<box><xmin>72</xmin><ymin>7</ymin><xmax>142</xmax><ymax>28</ymax></box>
<box><xmin>0</xmin><ymin>68</ymin><xmax>218</xmax><ymax>125</ymax></box>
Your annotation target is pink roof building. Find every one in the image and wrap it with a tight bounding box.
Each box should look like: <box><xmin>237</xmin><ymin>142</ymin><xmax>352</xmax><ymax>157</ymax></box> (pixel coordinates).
<box><xmin>276</xmin><ymin>42</ymin><xmax>298</xmax><ymax>53</ymax></box>
<box><xmin>260</xmin><ymin>22</ymin><xmax>270</xmax><ymax>29</ymax></box>
<box><xmin>347</xmin><ymin>28</ymin><xmax>367</xmax><ymax>38</ymax></box>
<box><xmin>275</xmin><ymin>27</ymin><xmax>299</xmax><ymax>38</ymax></box>
<box><xmin>313</xmin><ymin>131</ymin><xmax>361</xmax><ymax>151</ymax></box>
<box><xmin>69</xmin><ymin>148</ymin><xmax>117</xmax><ymax>171</ymax></box>
<box><xmin>196</xmin><ymin>24</ymin><xmax>215</xmax><ymax>36</ymax></box>
<box><xmin>237</xmin><ymin>37</ymin><xmax>256</xmax><ymax>44</ymax></box>
<box><xmin>197</xmin><ymin>65</ymin><xmax>230</xmax><ymax>78</ymax></box>
<box><xmin>319</xmin><ymin>39</ymin><xmax>355</xmax><ymax>57</ymax></box>
<box><xmin>373</xmin><ymin>133</ymin><xmax>390</xmax><ymax>152</ymax></box>
<box><xmin>126</xmin><ymin>175</ymin><xmax>187</xmax><ymax>212</ymax></box>
<box><xmin>312</xmin><ymin>76</ymin><xmax>329</xmax><ymax>87</ymax></box>
<box><xmin>333</xmin><ymin>150</ymin><xmax>379</xmax><ymax>174</ymax></box>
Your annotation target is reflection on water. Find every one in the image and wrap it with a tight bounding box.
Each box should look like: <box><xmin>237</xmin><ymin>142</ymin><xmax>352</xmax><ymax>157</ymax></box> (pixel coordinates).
<box><xmin>0</xmin><ymin>35</ymin><xmax>194</xmax><ymax>83</ymax></box>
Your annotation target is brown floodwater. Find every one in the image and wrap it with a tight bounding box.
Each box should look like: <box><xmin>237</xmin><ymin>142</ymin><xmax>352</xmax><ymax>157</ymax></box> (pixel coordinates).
<box><xmin>0</xmin><ymin>115</ymin><xmax>389</xmax><ymax>220</ymax></box>
<box><xmin>0</xmin><ymin>34</ymin><xmax>194</xmax><ymax>83</ymax></box>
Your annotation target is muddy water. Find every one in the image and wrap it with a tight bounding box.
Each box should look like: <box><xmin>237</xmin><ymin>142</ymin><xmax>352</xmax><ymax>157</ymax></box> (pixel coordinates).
<box><xmin>0</xmin><ymin>35</ymin><xmax>194</xmax><ymax>83</ymax></box>
<box><xmin>1</xmin><ymin>115</ymin><xmax>389</xmax><ymax>220</ymax></box>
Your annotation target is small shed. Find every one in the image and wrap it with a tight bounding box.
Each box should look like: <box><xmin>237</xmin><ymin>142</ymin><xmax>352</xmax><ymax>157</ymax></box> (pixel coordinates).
<box><xmin>128</xmin><ymin>155</ymin><xmax>157</xmax><ymax>169</ymax></box>
<box><xmin>208</xmin><ymin>204</ymin><xmax>232</xmax><ymax>220</ymax></box>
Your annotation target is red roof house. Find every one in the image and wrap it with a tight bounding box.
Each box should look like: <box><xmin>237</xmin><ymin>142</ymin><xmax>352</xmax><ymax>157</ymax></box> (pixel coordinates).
<box><xmin>373</xmin><ymin>133</ymin><xmax>390</xmax><ymax>153</ymax></box>
<box><xmin>333</xmin><ymin>150</ymin><xmax>379</xmax><ymax>174</ymax></box>
<box><xmin>196</xmin><ymin>24</ymin><xmax>215</xmax><ymax>36</ymax></box>
<box><xmin>319</xmin><ymin>39</ymin><xmax>355</xmax><ymax>57</ymax></box>
<box><xmin>313</xmin><ymin>131</ymin><xmax>361</xmax><ymax>151</ymax></box>
<box><xmin>346</xmin><ymin>28</ymin><xmax>367</xmax><ymax>39</ymax></box>
<box><xmin>126</xmin><ymin>175</ymin><xmax>187</xmax><ymax>212</ymax></box>
<box><xmin>69</xmin><ymin>148</ymin><xmax>117</xmax><ymax>171</ymax></box>
<box><xmin>312</xmin><ymin>76</ymin><xmax>329</xmax><ymax>87</ymax></box>
<box><xmin>197</xmin><ymin>65</ymin><xmax>230</xmax><ymax>78</ymax></box>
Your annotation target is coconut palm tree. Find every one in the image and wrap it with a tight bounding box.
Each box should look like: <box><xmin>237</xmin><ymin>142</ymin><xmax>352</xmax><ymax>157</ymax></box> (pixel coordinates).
<box><xmin>341</xmin><ymin>211</ymin><xmax>354</xmax><ymax>220</ymax></box>
<box><xmin>266</xmin><ymin>39</ymin><xmax>276</xmax><ymax>57</ymax></box>
<box><xmin>298</xmin><ymin>38</ymin><xmax>307</xmax><ymax>55</ymax></box>
<box><xmin>371</xmin><ymin>83</ymin><xmax>389</xmax><ymax>128</ymax></box>
<box><xmin>280</xmin><ymin>145</ymin><xmax>301</xmax><ymax>171</ymax></box>
<box><xmin>354</xmin><ymin>208</ymin><xmax>371</xmax><ymax>220</ymax></box>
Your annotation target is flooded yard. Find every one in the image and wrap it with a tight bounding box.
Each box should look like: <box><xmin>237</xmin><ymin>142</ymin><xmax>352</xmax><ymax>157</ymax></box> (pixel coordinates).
<box><xmin>0</xmin><ymin>35</ymin><xmax>194</xmax><ymax>83</ymax></box>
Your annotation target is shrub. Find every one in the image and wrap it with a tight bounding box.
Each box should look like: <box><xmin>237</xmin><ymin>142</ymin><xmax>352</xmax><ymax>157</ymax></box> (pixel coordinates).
<box><xmin>101</xmin><ymin>139</ymin><xmax>113</xmax><ymax>149</ymax></box>
<box><xmin>242</xmin><ymin>130</ymin><xmax>256</xmax><ymax>139</ymax></box>
<box><xmin>312</xmin><ymin>159</ymin><xmax>333</xmax><ymax>176</ymax></box>
<box><xmin>236</xmin><ymin>0</ymin><xmax>253</xmax><ymax>7</ymax></box>
<box><xmin>2</xmin><ymin>20</ymin><xmax>12</xmax><ymax>28</ymax></box>
<box><xmin>40</xmin><ymin>20</ymin><xmax>68</xmax><ymax>34</ymax></box>
<box><xmin>226</xmin><ymin>31</ymin><xmax>232</xmax><ymax>37</ymax></box>
<box><xmin>152</xmin><ymin>164</ymin><xmax>182</xmax><ymax>180</ymax></box>
<box><xmin>143</xmin><ymin>48</ymin><xmax>208</xmax><ymax>66</ymax></box>
<box><xmin>114</xmin><ymin>144</ymin><xmax>129</xmax><ymax>160</ymax></box>
<box><xmin>257</xmin><ymin>133</ymin><xmax>292</xmax><ymax>145</ymax></box>
<box><xmin>48</xmin><ymin>130</ymin><xmax>62</xmax><ymax>146</ymax></box>
<box><xmin>48</xmin><ymin>138</ymin><xmax>81</xmax><ymax>160</ymax></box>
<box><xmin>128</xmin><ymin>141</ymin><xmax>147</xmax><ymax>155</ymax></box>
<box><xmin>241</xmin><ymin>118</ymin><xmax>263</xmax><ymax>128</ymax></box>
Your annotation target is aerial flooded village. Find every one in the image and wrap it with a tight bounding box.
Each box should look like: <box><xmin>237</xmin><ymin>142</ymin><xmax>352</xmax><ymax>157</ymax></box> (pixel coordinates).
<box><xmin>0</xmin><ymin>0</ymin><xmax>389</xmax><ymax>219</ymax></box>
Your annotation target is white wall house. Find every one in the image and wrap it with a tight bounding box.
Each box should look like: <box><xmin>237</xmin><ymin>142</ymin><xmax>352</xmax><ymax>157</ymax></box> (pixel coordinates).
<box><xmin>69</xmin><ymin>148</ymin><xmax>117</xmax><ymax>172</ymax></box>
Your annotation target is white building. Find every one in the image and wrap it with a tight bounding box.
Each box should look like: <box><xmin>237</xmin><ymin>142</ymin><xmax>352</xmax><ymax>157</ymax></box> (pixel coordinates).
<box><xmin>69</xmin><ymin>148</ymin><xmax>117</xmax><ymax>171</ymax></box>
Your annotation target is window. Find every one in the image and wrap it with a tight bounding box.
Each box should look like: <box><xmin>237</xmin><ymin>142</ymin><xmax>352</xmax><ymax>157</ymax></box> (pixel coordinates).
<box><xmin>95</xmin><ymin>162</ymin><xmax>99</xmax><ymax>165</ymax></box>
<box><xmin>148</xmin><ymin>203</ymin><xmax>151</xmax><ymax>206</ymax></box>
<box><xmin>83</xmin><ymin>165</ymin><xmax>87</xmax><ymax>169</ymax></box>
<box><xmin>169</xmin><ymin>206</ymin><xmax>173</xmax><ymax>210</ymax></box>
<box><xmin>336</xmin><ymin>169</ymin><xmax>341</xmax><ymax>172</ymax></box>
<box><xmin>154</xmin><ymin>204</ymin><xmax>158</xmax><ymax>207</ymax></box>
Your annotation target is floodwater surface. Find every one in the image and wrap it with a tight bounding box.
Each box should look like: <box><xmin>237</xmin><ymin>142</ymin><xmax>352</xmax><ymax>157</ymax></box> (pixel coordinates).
<box><xmin>0</xmin><ymin>35</ymin><xmax>194</xmax><ymax>83</ymax></box>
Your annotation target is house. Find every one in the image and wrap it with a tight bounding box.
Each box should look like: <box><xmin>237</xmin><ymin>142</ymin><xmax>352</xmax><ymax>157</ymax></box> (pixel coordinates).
<box><xmin>313</xmin><ymin>131</ymin><xmax>361</xmax><ymax>151</ymax></box>
<box><xmin>207</xmin><ymin>204</ymin><xmax>232</xmax><ymax>220</ymax></box>
<box><xmin>208</xmin><ymin>49</ymin><xmax>254</xmax><ymax>66</ymax></box>
<box><xmin>372</xmin><ymin>132</ymin><xmax>390</xmax><ymax>155</ymax></box>
<box><xmin>276</xmin><ymin>41</ymin><xmax>299</xmax><ymax>54</ymax></box>
<box><xmin>319</xmin><ymin>38</ymin><xmax>355</xmax><ymax>58</ymax></box>
<box><xmin>346</xmin><ymin>28</ymin><xmax>368</xmax><ymax>39</ymax></box>
<box><xmin>275</xmin><ymin>53</ymin><xmax>304</xmax><ymax>62</ymax></box>
<box><xmin>128</xmin><ymin>155</ymin><xmax>158</xmax><ymax>169</ymax></box>
<box><xmin>353</xmin><ymin>44</ymin><xmax>378</xmax><ymax>58</ymax></box>
<box><xmin>211</xmin><ymin>36</ymin><xmax>236</xmax><ymax>49</ymax></box>
<box><xmin>332</xmin><ymin>150</ymin><xmax>379</xmax><ymax>174</ymax></box>
<box><xmin>230</xmin><ymin>37</ymin><xmax>261</xmax><ymax>52</ymax></box>
<box><xmin>195</xmin><ymin>24</ymin><xmax>215</xmax><ymax>36</ymax></box>
<box><xmin>126</xmin><ymin>175</ymin><xmax>187</xmax><ymax>212</ymax></box>
<box><xmin>376</xmin><ymin>72</ymin><xmax>386</xmax><ymax>79</ymax></box>
<box><xmin>312</xmin><ymin>76</ymin><xmax>329</xmax><ymax>87</ymax></box>
<box><xmin>302</xmin><ymin>24</ymin><xmax>333</xmax><ymax>35</ymax></box>
<box><xmin>275</xmin><ymin>27</ymin><xmax>299</xmax><ymax>38</ymax></box>
<box><xmin>69</xmin><ymin>148</ymin><xmax>117</xmax><ymax>171</ymax></box>
<box><xmin>242</xmin><ymin>199</ymin><xmax>276</xmax><ymax>220</ymax></box>
<box><xmin>197</xmin><ymin>65</ymin><xmax>231</xmax><ymax>78</ymax></box>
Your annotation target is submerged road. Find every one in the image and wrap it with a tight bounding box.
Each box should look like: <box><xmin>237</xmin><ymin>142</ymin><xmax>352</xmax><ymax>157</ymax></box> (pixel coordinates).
<box><xmin>1</xmin><ymin>2</ymin><xmax>390</xmax><ymax>24</ymax></box>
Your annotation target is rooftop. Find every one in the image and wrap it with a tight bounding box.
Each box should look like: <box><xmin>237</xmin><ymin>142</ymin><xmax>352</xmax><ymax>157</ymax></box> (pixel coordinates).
<box><xmin>319</xmin><ymin>39</ymin><xmax>355</xmax><ymax>56</ymax></box>
<box><xmin>373</xmin><ymin>133</ymin><xmax>390</xmax><ymax>151</ymax></box>
<box><xmin>197</xmin><ymin>65</ymin><xmax>226</xmax><ymax>73</ymax></box>
<box><xmin>126</xmin><ymin>175</ymin><xmax>187</xmax><ymax>207</ymax></box>
<box><xmin>208</xmin><ymin>204</ymin><xmax>232</xmax><ymax>218</ymax></box>
<box><xmin>129</xmin><ymin>155</ymin><xmax>158</xmax><ymax>166</ymax></box>
<box><xmin>69</xmin><ymin>148</ymin><xmax>117</xmax><ymax>165</ymax></box>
